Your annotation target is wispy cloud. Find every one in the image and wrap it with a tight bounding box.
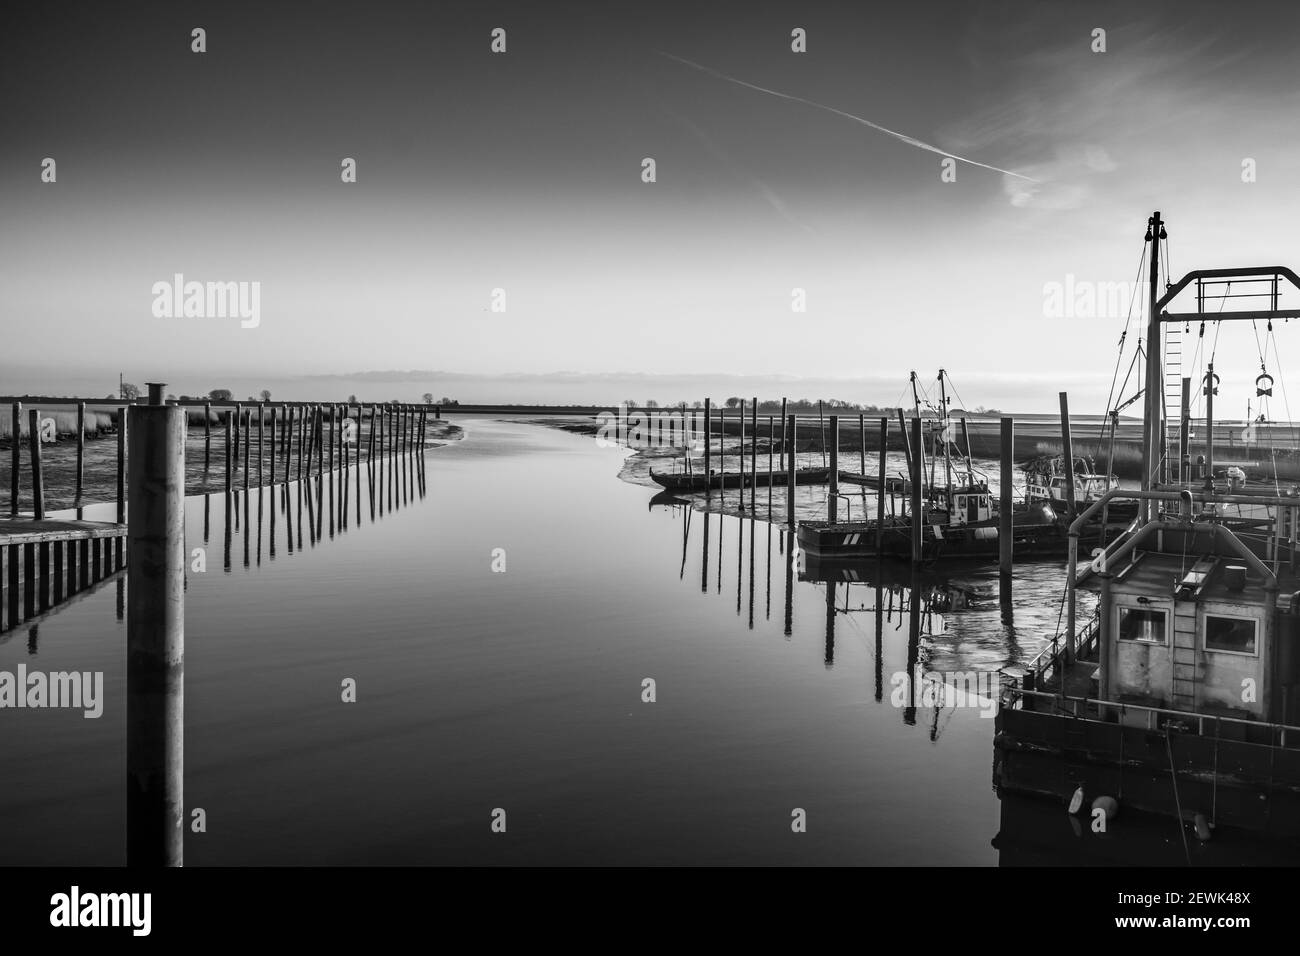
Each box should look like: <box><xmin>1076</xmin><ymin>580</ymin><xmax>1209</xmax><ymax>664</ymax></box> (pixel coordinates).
<box><xmin>656</xmin><ymin>51</ymin><xmax>1038</xmax><ymax>183</ymax></box>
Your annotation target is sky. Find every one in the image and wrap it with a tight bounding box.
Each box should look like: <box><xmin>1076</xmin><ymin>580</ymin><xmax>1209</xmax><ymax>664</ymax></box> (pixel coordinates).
<box><xmin>4</xmin><ymin>0</ymin><xmax>1300</xmax><ymax>415</ymax></box>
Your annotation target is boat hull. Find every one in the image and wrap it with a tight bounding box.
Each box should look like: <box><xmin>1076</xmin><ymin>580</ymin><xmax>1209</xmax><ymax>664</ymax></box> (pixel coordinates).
<box><xmin>650</xmin><ymin>467</ymin><xmax>830</xmax><ymax>492</ymax></box>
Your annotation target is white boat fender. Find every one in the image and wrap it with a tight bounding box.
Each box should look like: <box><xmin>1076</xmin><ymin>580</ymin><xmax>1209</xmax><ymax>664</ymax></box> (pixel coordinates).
<box><xmin>1067</xmin><ymin>786</ymin><xmax>1085</xmax><ymax>815</ymax></box>
<box><xmin>1194</xmin><ymin>813</ymin><xmax>1212</xmax><ymax>842</ymax></box>
<box><xmin>1091</xmin><ymin>795</ymin><xmax>1119</xmax><ymax>822</ymax></box>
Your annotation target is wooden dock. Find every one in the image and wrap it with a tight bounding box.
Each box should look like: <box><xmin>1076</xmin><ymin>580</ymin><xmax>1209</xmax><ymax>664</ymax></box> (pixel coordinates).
<box><xmin>0</xmin><ymin>516</ymin><xmax>126</xmax><ymax>632</ymax></box>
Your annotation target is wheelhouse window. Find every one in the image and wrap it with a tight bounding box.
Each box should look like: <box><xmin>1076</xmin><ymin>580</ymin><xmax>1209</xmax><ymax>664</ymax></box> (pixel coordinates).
<box><xmin>1118</xmin><ymin>606</ymin><xmax>1167</xmax><ymax>644</ymax></box>
<box><xmin>1204</xmin><ymin>615</ymin><xmax>1258</xmax><ymax>655</ymax></box>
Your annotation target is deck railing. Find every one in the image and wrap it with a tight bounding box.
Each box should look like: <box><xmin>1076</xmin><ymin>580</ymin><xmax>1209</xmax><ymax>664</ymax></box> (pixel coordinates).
<box><xmin>1003</xmin><ymin>685</ymin><xmax>1300</xmax><ymax>749</ymax></box>
<box><xmin>1024</xmin><ymin>610</ymin><xmax>1101</xmax><ymax>690</ymax></box>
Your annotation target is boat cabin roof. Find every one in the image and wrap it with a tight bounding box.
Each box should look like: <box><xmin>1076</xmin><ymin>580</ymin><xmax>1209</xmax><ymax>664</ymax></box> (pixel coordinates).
<box><xmin>1107</xmin><ymin>551</ymin><xmax>1286</xmax><ymax>608</ymax></box>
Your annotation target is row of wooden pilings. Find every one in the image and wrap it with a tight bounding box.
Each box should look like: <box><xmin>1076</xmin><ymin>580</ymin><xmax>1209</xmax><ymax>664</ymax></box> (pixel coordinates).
<box><xmin>200</xmin><ymin>400</ymin><xmax>434</xmax><ymax>503</ymax></box>
<box><xmin>638</xmin><ymin>395</ymin><xmax>1086</xmax><ymax>572</ymax></box>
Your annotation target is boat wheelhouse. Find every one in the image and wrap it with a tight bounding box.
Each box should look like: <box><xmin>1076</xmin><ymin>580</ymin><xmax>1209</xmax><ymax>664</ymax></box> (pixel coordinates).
<box><xmin>994</xmin><ymin>213</ymin><xmax>1300</xmax><ymax>837</ymax></box>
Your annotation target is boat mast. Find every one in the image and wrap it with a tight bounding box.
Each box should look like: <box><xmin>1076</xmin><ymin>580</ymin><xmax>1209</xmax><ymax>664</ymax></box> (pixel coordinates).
<box><xmin>938</xmin><ymin>369</ymin><xmax>952</xmax><ymax>493</ymax></box>
<box><xmin>1141</xmin><ymin>211</ymin><xmax>1165</xmax><ymax>523</ymax></box>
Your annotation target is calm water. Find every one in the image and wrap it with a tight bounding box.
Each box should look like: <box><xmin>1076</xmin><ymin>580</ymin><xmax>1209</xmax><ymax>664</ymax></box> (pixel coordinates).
<box><xmin>1</xmin><ymin>418</ymin><xmax>1293</xmax><ymax>865</ymax></box>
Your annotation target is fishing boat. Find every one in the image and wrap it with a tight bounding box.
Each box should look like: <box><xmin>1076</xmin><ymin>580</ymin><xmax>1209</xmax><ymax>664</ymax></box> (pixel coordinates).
<box><xmin>799</xmin><ymin>369</ymin><xmax>1077</xmax><ymax>561</ymax></box>
<box><xmin>1023</xmin><ymin>454</ymin><xmax>1120</xmax><ymax>510</ymax></box>
<box><xmin>649</xmin><ymin>466</ymin><xmax>830</xmax><ymax>492</ymax></box>
<box><xmin>994</xmin><ymin>212</ymin><xmax>1300</xmax><ymax>838</ymax></box>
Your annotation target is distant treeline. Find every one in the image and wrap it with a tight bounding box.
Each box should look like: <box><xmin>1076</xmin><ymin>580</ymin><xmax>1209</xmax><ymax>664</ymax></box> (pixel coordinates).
<box><xmin>621</xmin><ymin>398</ymin><xmax>1001</xmax><ymax>415</ymax></box>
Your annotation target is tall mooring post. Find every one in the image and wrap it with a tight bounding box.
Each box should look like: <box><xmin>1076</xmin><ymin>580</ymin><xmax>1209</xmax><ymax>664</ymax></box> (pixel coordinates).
<box><xmin>876</xmin><ymin>417</ymin><xmax>887</xmax><ymax>555</ymax></box>
<box><xmin>999</xmin><ymin>417</ymin><xmax>1013</xmax><ymax>575</ymax></box>
<box><xmin>828</xmin><ymin>415</ymin><xmax>839</xmax><ymax>522</ymax></box>
<box><xmin>127</xmin><ymin>382</ymin><xmax>184</xmax><ymax>867</ymax></box>
<box><xmin>909</xmin><ymin>416</ymin><xmax>923</xmax><ymax>563</ymax></box>
<box><xmin>786</xmin><ymin>414</ymin><xmax>797</xmax><ymax>531</ymax></box>
<box><xmin>1059</xmin><ymin>392</ymin><xmax>1077</xmax><ymax>519</ymax></box>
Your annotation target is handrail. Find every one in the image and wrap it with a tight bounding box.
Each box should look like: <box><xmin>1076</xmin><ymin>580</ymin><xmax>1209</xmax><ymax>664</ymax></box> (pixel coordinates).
<box><xmin>1003</xmin><ymin>685</ymin><xmax>1300</xmax><ymax>749</ymax></box>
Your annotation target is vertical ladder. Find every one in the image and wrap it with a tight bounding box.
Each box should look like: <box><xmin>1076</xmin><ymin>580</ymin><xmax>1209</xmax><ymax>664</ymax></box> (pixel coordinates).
<box><xmin>1171</xmin><ymin>602</ymin><xmax>1199</xmax><ymax>711</ymax></box>
<box><xmin>1163</xmin><ymin>323</ymin><xmax>1183</xmax><ymax>486</ymax></box>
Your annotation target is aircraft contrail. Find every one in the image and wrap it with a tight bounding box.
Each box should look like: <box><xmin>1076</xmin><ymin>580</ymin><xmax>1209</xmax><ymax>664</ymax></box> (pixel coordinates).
<box><xmin>656</xmin><ymin>51</ymin><xmax>1039</xmax><ymax>184</ymax></box>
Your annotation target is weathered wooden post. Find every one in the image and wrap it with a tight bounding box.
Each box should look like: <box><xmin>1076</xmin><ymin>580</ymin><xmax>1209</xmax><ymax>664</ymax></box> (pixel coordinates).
<box><xmin>117</xmin><ymin>409</ymin><xmax>127</xmax><ymax>569</ymax></box>
<box><xmin>76</xmin><ymin>401</ymin><xmax>86</xmax><ymax>499</ymax></box>
<box><xmin>703</xmin><ymin>398</ymin><xmax>712</xmax><ymax>489</ymax></box>
<box><xmin>28</xmin><ymin>409</ymin><xmax>44</xmax><ymax>520</ymax></box>
<box><xmin>233</xmin><ymin>402</ymin><xmax>242</xmax><ymax>463</ymax></box>
<box><xmin>1059</xmin><ymin>392</ymin><xmax>1077</xmax><ymax>518</ymax></box>
<box><xmin>910</xmin><ymin>416</ymin><xmax>923</xmax><ymax>563</ymax></box>
<box><xmin>269</xmin><ymin>405</ymin><xmax>277</xmax><ymax>485</ymax></box>
<box><xmin>751</xmin><ymin>396</ymin><xmax>758</xmax><ymax>513</ymax></box>
<box><xmin>127</xmin><ymin>382</ymin><xmax>184</xmax><ymax>867</ymax></box>
<box><xmin>874</xmin><ymin>417</ymin><xmax>888</xmax><ymax>554</ymax></box>
<box><xmin>999</xmin><ymin>417</ymin><xmax>1014</xmax><ymax>576</ymax></box>
<box><xmin>258</xmin><ymin>404</ymin><xmax>265</xmax><ymax>487</ymax></box>
<box><xmin>859</xmin><ymin>413</ymin><xmax>866</xmax><ymax>475</ymax></box>
<box><xmin>787</xmin><ymin>414</ymin><xmax>797</xmax><ymax>531</ymax></box>
<box><xmin>779</xmin><ymin>398</ymin><xmax>787</xmax><ymax>474</ymax></box>
<box><xmin>242</xmin><ymin>408</ymin><xmax>251</xmax><ymax>493</ymax></box>
<box><xmin>828</xmin><ymin>415</ymin><xmax>839</xmax><ymax>523</ymax></box>
<box><xmin>10</xmin><ymin>401</ymin><xmax>20</xmax><ymax>514</ymax></box>
<box><xmin>204</xmin><ymin>402</ymin><xmax>212</xmax><ymax>469</ymax></box>
<box><xmin>737</xmin><ymin>400</ymin><xmax>745</xmax><ymax>511</ymax></box>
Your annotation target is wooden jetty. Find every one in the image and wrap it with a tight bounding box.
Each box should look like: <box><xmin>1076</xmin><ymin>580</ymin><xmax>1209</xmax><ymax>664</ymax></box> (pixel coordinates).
<box><xmin>0</xmin><ymin>394</ymin><xmax>441</xmax><ymax>636</ymax></box>
<box><xmin>1</xmin><ymin>401</ymin><xmax>127</xmax><ymax>633</ymax></box>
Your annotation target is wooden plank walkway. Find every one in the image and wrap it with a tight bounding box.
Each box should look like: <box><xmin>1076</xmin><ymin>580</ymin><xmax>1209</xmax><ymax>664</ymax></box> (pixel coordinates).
<box><xmin>0</xmin><ymin>516</ymin><xmax>127</xmax><ymax>633</ymax></box>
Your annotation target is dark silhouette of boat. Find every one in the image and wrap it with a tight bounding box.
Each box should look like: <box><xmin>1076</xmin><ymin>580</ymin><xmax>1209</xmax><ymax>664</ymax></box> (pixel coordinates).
<box><xmin>649</xmin><ymin>466</ymin><xmax>830</xmax><ymax>492</ymax></box>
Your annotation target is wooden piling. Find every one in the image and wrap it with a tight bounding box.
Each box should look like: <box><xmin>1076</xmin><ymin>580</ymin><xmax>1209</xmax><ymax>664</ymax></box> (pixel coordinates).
<box><xmin>999</xmin><ymin>417</ymin><xmax>1014</xmax><ymax>575</ymax></box>
<box><xmin>910</xmin><ymin>416</ymin><xmax>923</xmax><ymax>563</ymax></box>
<box><xmin>859</xmin><ymin>413</ymin><xmax>866</xmax><ymax>475</ymax></box>
<box><xmin>242</xmin><ymin>408</ymin><xmax>250</xmax><ymax>492</ymax></box>
<box><xmin>828</xmin><ymin>415</ymin><xmax>839</xmax><ymax>523</ymax></box>
<box><xmin>786</xmin><ymin>415</ymin><xmax>797</xmax><ymax>530</ymax></box>
<box><xmin>234</xmin><ymin>402</ymin><xmax>242</xmax><ymax>463</ymax></box>
<box><xmin>28</xmin><ymin>409</ymin><xmax>44</xmax><ymax>521</ymax></box>
<box><xmin>876</xmin><ymin>418</ymin><xmax>887</xmax><ymax>554</ymax></box>
<box><xmin>224</xmin><ymin>410</ymin><xmax>233</xmax><ymax>493</ymax></box>
<box><xmin>296</xmin><ymin>405</ymin><xmax>305</xmax><ymax>482</ymax></box>
<box><xmin>738</xmin><ymin>400</ymin><xmax>745</xmax><ymax>511</ymax></box>
<box><xmin>750</xmin><ymin>396</ymin><xmax>758</xmax><ymax>513</ymax></box>
<box><xmin>703</xmin><ymin>398</ymin><xmax>712</xmax><ymax>489</ymax></box>
<box><xmin>204</xmin><ymin>402</ymin><xmax>212</xmax><ymax>469</ymax></box>
<box><xmin>270</xmin><ymin>406</ymin><xmax>277</xmax><ymax>485</ymax></box>
<box><xmin>76</xmin><ymin>401</ymin><xmax>86</xmax><ymax>499</ymax></box>
<box><xmin>126</xmin><ymin>384</ymin><xmax>185</xmax><ymax>867</ymax></box>
<box><xmin>117</xmin><ymin>409</ymin><xmax>127</xmax><ymax>569</ymax></box>
<box><xmin>258</xmin><ymin>404</ymin><xmax>265</xmax><ymax>487</ymax></box>
<box><xmin>768</xmin><ymin>415</ymin><xmax>774</xmax><ymax>518</ymax></box>
<box><xmin>779</xmin><ymin>398</ymin><xmax>787</xmax><ymax>474</ymax></box>
<box><xmin>1059</xmin><ymin>392</ymin><xmax>1077</xmax><ymax>518</ymax></box>
<box><xmin>9</xmin><ymin>401</ymin><xmax>20</xmax><ymax>515</ymax></box>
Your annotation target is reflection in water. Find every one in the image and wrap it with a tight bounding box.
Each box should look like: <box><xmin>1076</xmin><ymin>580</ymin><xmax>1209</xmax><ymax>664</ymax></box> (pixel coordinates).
<box><xmin>211</xmin><ymin>438</ymin><xmax>429</xmax><ymax>573</ymax></box>
<box><xmin>655</xmin><ymin>486</ymin><xmax>1102</xmax><ymax>750</ymax></box>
